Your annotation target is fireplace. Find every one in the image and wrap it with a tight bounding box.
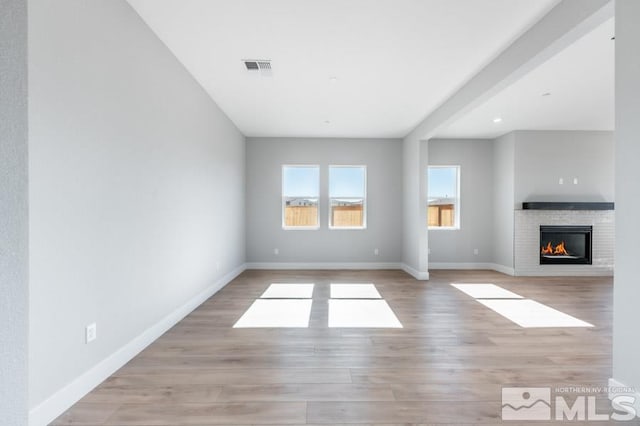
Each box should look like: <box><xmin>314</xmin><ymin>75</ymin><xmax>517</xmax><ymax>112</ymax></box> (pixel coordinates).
<box><xmin>540</xmin><ymin>225</ymin><xmax>592</xmax><ymax>265</ymax></box>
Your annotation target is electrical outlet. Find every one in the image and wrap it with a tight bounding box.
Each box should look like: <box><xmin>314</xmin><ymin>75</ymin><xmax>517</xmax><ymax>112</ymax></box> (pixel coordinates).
<box><xmin>86</xmin><ymin>323</ymin><xmax>97</xmax><ymax>344</ymax></box>
<box><xmin>473</xmin><ymin>248</ymin><xmax>479</xmax><ymax>255</ymax></box>
<box><xmin>374</xmin><ymin>248</ymin><xmax>379</xmax><ymax>256</ymax></box>
<box><xmin>274</xmin><ymin>248</ymin><xmax>279</xmax><ymax>255</ymax></box>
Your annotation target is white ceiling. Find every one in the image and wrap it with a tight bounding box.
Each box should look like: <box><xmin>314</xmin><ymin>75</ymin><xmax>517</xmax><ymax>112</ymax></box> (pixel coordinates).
<box><xmin>437</xmin><ymin>18</ymin><xmax>615</xmax><ymax>139</ymax></box>
<box><xmin>127</xmin><ymin>0</ymin><xmax>560</xmax><ymax>138</ymax></box>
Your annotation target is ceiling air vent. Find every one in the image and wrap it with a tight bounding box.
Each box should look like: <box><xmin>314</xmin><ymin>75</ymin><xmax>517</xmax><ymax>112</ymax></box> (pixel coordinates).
<box><xmin>256</xmin><ymin>61</ymin><xmax>271</xmax><ymax>70</ymax></box>
<box><xmin>243</xmin><ymin>59</ymin><xmax>272</xmax><ymax>76</ymax></box>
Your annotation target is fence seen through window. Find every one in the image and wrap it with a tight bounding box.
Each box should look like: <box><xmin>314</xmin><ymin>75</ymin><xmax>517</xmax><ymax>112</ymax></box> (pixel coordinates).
<box><xmin>428</xmin><ymin>165</ymin><xmax>460</xmax><ymax>228</ymax></box>
<box><xmin>282</xmin><ymin>165</ymin><xmax>319</xmax><ymax>229</ymax></box>
<box><xmin>329</xmin><ymin>166</ymin><xmax>366</xmax><ymax>229</ymax></box>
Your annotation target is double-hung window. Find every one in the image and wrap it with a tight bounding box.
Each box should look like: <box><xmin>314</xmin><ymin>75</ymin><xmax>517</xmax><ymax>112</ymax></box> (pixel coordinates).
<box><xmin>329</xmin><ymin>165</ymin><xmax>366</xmax><ymax>229</ymax></box>
<box><xmin>282</xmin><ymin>165</ymin><xmax>320</xmax><ymax>229</ymax></box>
<box><xmin>427</xmin><ymin>165</ymin><xmax>460</xmax><ymax>229</ymax></box>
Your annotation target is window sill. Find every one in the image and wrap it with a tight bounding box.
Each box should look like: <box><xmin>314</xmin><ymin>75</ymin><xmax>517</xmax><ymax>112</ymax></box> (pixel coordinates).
<box><xmin>428</xmin><ymin>226</ymin><xmax>460</xmax><ymax>231</ymax></box>
<box><xmin>282</xmin><ymin>226</ymin><xmax>320</xmax><ymax>231</ymax></box>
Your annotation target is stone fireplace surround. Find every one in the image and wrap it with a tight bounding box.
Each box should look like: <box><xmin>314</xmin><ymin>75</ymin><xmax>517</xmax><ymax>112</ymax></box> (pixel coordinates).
<box><xmin>514</xmin><ymin>204</ymin><xmax>614</xmax><ymax>276</ymax></box>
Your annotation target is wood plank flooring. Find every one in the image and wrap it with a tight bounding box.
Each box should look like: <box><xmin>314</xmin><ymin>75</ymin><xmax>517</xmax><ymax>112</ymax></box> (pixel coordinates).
<box><xmin>51</xmin><ymin>269</ymin><xmax>621</xmax><ymax>425</ymax></box>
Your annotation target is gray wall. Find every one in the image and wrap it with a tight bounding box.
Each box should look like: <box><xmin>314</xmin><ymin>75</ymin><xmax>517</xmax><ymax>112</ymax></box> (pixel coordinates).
<box><xmin>0</xmin><ymin>0</ymin><xmax>29</xmax><ymax>423</ymax></box>
<box><xmin>493</xmin><ymin>133</ymin><xmax>515</xmax><ymax>270</ymax></box>
<box><xmin>29</xmin><ymin>0</ymin><xmax>245</xmax><ymax>409</ymax></box>
<box><xmin>513</xmin><ymin>130</ymin><xmax>614</xmax><ymax>206</ymax></box>
<box><xmin>246</xmin><ymin>138</ymin><xmax>402</xmax><ymax>264</ymax></box>
<box><xmin>613</xmin><ymin>0</ymin><xmax>640</xmax><ymax>396</ymax></box>
<box><xmin>428</xmin><ymin>139</ymin><xmax>494</xmax><ymax>264</ymax></box>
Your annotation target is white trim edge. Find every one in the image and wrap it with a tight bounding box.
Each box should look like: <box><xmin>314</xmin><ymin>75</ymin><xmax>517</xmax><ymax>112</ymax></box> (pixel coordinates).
<box><xmin>428</xmin><ymin>262</ymin><xmax>515</xmax><ymax>276</ymax></box>
<box><xmin>244</xmin><ymin>262</ymin><xmax>430</xmax><ymax>280</ymax></box>
<box><xmin>28</xmin><ymin>263</ymin><xmax>247</xmax><ymax>426</ymax></box>
<box><xmin>401</xmin><ymin>263</ymin><xmax>429</xmax><ymax>280</ymax></box>
<box><xmin>245</xmin><ymin>262</ymin><xmax>402</xmax><ymax>270</ymax></box>
<box><xmin>490</xmin><ymin>263</ymin><xmax>516</xmax><ymax>276</ymax></box>
<box><xmin>608</xmin><ymin>378</ymin><xmax>640</xmax><ymax>419</ymax></box>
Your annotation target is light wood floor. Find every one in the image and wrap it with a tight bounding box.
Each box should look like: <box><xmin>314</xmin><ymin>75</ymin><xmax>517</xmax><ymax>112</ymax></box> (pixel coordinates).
<box><xmin>52</xmin><ymin>269</ymin><xmax>619</xmax><ymax>425</ymax></box>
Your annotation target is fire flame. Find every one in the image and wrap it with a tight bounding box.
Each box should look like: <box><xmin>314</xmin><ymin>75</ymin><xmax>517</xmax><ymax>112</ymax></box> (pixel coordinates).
<box><xmin>541</xmin><ymin>241</ymin><xmax>569</xmax><ymax>256</ymax></box>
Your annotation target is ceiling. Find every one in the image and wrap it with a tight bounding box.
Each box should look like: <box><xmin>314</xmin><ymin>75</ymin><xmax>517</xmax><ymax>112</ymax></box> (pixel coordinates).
<box><xmin>437</xmin><ymin>18</ymin><xmax>615</xmax><ymax>139</ymax></box>
<box><xmin>127</xmin><ymin>0</ymin><xmax>560</xmax><ymax>138</ymax></box>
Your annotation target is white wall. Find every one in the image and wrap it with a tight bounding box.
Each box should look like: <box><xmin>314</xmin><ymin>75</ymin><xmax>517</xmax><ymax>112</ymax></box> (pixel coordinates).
<box><xmin>428</xmin><ymin>139</ymin><xmax>494</xmax><ymax>265</ymax></box>
<box><xmin>246</xmin><ymin>138</ymin><xmax>401</xmax><ymax>265</ymax></box>
<box><xmin>513</xmin><ymin>130</ymin><xmax>614</xmax><ymax>206</ymax></box>
<box><xmin>0</xmin><ymin>0</ymin><xmax>29</xmax><ymax>423</ymax></box>
<box><xmin>613</xmin><ymin>0</ymin><xmax>640</xmax><ymax>402</ymax></box>
<box><xmin>28</xmin><ymin>0</ymin><xmax>245</xmax><ymax>416</ymax></box>
<box><xmin>401</xmin><ymin>134</ymin><xmax>429</xmax><ymax>279</ymax></box>
<box><xmin>492</xmin><ymin>132</ymin><xmax>515</xmax><ymax>271</ymax></box>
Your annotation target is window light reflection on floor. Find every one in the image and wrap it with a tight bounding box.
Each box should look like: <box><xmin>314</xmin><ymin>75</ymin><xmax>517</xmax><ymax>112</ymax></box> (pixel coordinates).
<box><xmin>233</xmin><ymin>299</ymin><xmax>312</xmax><ymax>328</ymax></box>
<box><xmin>330</xmin><ymin>283</ymin><xmax>381</xmax><ymax>299</ymax></box>
<box><xmin>328</xmin><ymin>299</ymin><xmax>402</xmax><ymax>328</ymax></box>
<box><xmin>478</xmin><ymin>299</ymin><xmax>594</xmax><ymax>328</ymax></box>
<box><xmin>260</xmin><ymin>283</ymin><xmax>314</xmax><ymax>299</ymax></box>
<box><xmin>234</xmin><ymin>282</ymin><xmax>402</xmax><ymax>329</ymax></box>
<box><xmin>451</xmin><ymin>283</ymin><xmax>523</xmax><ymax>299</ymax></box>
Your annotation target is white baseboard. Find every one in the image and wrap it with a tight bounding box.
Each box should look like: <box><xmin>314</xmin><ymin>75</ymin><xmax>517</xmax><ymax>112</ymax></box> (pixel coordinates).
<box><xmin>428</xmin><ymin>262</ymin><xmax>515</xmax><ymax>276</ymax></box>
<box><xmin>29</xmin><ymin>263</ymin><xmax>247</xmax><ymax>426</ymax></box>
<box><xmin>245</xmin><ymin>262</ymin><xmax>430</xmax><ymax>280</ymax></box>
<box><xmin>245</xmin><ymin>262</ymin><xmax>402</xmax><ymax>270</ymax></box>
<box><xmin>490</xmin><ymin>263</ymin><xmax>516</xmax><ymax>276</ymax></box>
<box><xmin>608</xmin><ymin>378</ymin><xmax>640</xmax><ymax>419</ymax></box>
<box><xmin>401</xmin><ymin>263</ymin><xmax>429</xmax><ymax>280</ymax></box>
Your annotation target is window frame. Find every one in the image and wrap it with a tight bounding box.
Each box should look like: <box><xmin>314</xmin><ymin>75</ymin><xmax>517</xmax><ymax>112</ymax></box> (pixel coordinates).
<box><xmin>282</xmin><ymin>164</ymin><xmax>320</xmax><ymax>231</ymax></box>
<box><xmin>328</xmin><ymin>164</ymin><xmax>367</xmax><ymax>230</ymax></box>
<box><xmin>427</xmin><ymin>165</ymin><xmax>461</xmax><ymax>230</ymax></box>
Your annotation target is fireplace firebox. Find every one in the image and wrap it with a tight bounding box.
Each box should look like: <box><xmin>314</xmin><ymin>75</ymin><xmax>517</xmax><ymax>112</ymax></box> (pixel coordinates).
<box><xmin>540</xmin><ymin>225</ymin><xmax>592</xmax><ymax>265</ymax></box>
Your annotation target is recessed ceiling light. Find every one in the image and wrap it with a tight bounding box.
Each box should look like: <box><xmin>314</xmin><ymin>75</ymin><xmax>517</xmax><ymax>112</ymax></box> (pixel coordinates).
<box><xmin>493</xmin><ymin>117</ymin><xmax>502</xmax><ymax>123</ymax></box>
<box><xmin>542</xmin><ymin>92</ymin><xmax>551</xmax><ymax>97</ymax></box>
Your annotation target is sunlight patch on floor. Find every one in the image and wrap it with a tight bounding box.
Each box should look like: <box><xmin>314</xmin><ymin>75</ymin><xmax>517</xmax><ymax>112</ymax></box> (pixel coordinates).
<box><xmin>451</xmin><ymin>283</ymin><xmax>523</xmax><ymax>299</ymax></box>
<box><xmin>260</xmin><ymin>283</ymin><xmax>314</xmax><ymax>299</ymax></box>
<box><xmin>330</xmin><ymin>283</ymin><xmax>381</xmax><ymax>299</ymax></box>
<box><xmin>328</xmin><ymin>299</ymin><xmax>402</xmax><ymax>328</ymax></box>
<box><xmin>233</xmin><ymin>299</ymin><xmax>312</xmax><ymax>328</ymax></box>
<box><xmin>478</xmin><ymin>299</ymin><xmax>594</xmax><ymax>328</ymax></box>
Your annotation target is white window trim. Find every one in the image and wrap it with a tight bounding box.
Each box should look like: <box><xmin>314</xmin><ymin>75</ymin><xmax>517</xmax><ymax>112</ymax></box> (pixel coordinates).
<box><xmin>427</xmin><ymin>165</ymin><xmax>460</xmax><ymax>230</ymax></box>
<box><xmin>328</xmin><ymin>165</ymin><xmax>367</xmax><ymax>230</ymax></box>
<box><xmin>282</xmin><ymin>164</ymin><xmax>320</xmax><ymax>230</ymax></box>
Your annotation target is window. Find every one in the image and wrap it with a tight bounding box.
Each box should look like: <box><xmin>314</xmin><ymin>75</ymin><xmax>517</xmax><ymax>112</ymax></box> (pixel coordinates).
<box><xmin>282</xmin><ymin>165</ymin><xmax>319</xmax><ymax>229</ymax></box>
<box><xmin>428</xmin><ymin>165</ymin><xmax>460</xmax><ymax>229</ymax></box>
<box><xmin>329</xmin><ymin>165</ymin><xmax>366</xmax><ymax>229</ymax></box>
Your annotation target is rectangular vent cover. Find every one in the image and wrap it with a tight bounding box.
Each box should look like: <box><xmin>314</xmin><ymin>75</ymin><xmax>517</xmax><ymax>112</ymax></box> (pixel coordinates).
<box><xmin>244</xmin><ymin>59</ymin><xmax>272</xmax><ymax>71</ymax></box>
<box><xmin>257</xmin><ymin>61</ymin><xmax>271</xmax><ymax>70</ymax></box>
